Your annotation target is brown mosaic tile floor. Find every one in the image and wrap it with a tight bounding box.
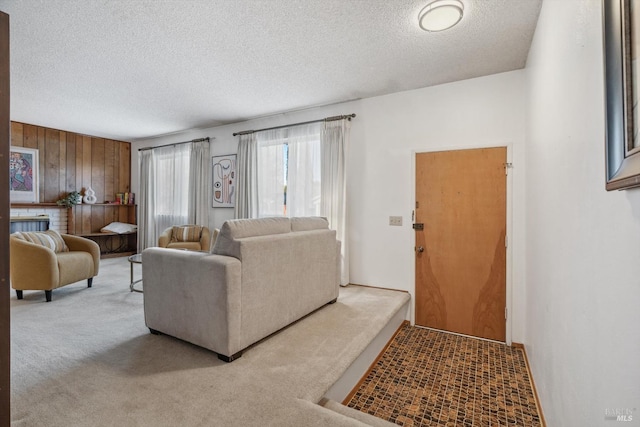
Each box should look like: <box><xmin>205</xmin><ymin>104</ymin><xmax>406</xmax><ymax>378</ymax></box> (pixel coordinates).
<box><xmin>345</xmin><ymin>324</ymin><xmax>542</xmax><ymax>426</ymax></box>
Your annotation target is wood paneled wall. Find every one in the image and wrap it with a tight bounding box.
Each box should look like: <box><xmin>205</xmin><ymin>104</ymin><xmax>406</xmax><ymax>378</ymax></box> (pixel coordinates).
<box><xmin>10</xmin><ymin>121</ymin><xmax>131</xmax><ymax>203</ymax></box>
<box><xmin>10</xmin><ymin>121</ymin><xmax>133</xmax><ymax>234</ymax></box>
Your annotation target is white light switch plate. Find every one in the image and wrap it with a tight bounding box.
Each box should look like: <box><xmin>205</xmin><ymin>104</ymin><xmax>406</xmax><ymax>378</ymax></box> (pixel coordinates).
<box><xmin>389</xmin><ymin>216</ymin><xmax>403</xmax><ymax>226</ymax></box>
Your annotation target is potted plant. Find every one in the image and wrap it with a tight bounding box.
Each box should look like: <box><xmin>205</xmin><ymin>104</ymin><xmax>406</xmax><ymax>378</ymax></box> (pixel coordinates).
<box><xmin>56</xmin><ymin>191</ymin><xmax>82</xmax><ymax>208</ymax></box>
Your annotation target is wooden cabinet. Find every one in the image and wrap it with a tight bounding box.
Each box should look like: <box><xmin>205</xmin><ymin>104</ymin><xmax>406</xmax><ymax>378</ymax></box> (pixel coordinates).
<box><xmin>69</xmin><ymin>204</ymin><xmax>137</xmax><ymax>258</ymax></box>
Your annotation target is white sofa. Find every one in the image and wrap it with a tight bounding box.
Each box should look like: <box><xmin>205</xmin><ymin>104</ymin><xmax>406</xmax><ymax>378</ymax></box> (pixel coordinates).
<box><xmin>142</xmin><ymin>217</ymin><xmax>340</xmax><ymax>362</ymax></box>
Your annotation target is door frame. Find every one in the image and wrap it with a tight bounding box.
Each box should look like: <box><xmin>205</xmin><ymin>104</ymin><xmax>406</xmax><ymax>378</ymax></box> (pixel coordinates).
<box><xmin>1</xmin><ymin>11</ymin><xmax>10</xmax><ymax>424</ymax></box>
<box><xmin>411</xmin><ymin>143</ymin><xmax>514</xmax><ymax>345</ymax></box>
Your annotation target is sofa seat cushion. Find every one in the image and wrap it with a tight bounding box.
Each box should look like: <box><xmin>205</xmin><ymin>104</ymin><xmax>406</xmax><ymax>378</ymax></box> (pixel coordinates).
<box><xmin>57</xmin><ymin>251</ymin><xmax>95</xmax><ymax>287</ymax></box>
<box><xmin>171</xmin><ymin>225</ymin><xmax>203</xmax><ymax>242</ymax></box>
<box><xmin>14</xmin><ymin>229</ymin><xmax>69</xmax><ymax>253</ymax></box>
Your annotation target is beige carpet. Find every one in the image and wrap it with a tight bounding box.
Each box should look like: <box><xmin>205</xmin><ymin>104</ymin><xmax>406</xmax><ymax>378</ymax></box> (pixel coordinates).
<box><xmin>10</xmin><ymin>257</ymin><xmax>409</xmax><ymax>426</ymax></box>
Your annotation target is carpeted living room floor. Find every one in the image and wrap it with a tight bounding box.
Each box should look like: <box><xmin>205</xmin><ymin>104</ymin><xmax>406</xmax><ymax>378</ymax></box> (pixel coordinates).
<box><xmin>346</xmin><ymin>324</ymin><xmax>543</xmax><ymax>426</ymax></box>
<box><xmin>10</xmin><ymin>257</ymin><xmax>542</xmax><ymax>426</ymax></box>
<box><xmin>9</xmin><ymin>257</ymin><xmax>409</xmax><ymax>426</ymax></box>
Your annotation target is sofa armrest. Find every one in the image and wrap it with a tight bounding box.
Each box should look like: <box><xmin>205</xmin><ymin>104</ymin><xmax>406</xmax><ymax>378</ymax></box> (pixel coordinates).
<box><xmin>158</xmin><ymin>227</ymin><xmax>172</xmax><ymax>247</ymax></box>
<box><xmin>62</xmin><ymin>234</ymin><xmax>101</xmax><ymax>276</ymax></box>
<box><xmin>9</xmin><ymin>237</ymin><xmax>59</xmax><ymax>290</ymax></box>
<box><xmin>142</xmin><ymin>247</ymin><xmax>242</xmax><ymax>357</ymax></box>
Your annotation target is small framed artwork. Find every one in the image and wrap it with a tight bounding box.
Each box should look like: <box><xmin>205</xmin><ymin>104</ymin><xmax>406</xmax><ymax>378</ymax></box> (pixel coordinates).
<box><xmin>604</xmin><ymin>0</ymin><xmax>640</xmax><ymax>190</ymax></box>
<box><xmin>212</xmin><ymin>154</ymin><xmax>236</xmax><ymax>207</ymax></box>
<box><xmin>10</xmin><ymin>146</ymin><xmax>39</xmax><ymax>203</ymax></box>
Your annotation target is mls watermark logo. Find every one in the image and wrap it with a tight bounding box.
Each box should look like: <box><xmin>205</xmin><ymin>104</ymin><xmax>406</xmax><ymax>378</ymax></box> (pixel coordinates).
<box><xmin>605</xmin><ymin>408</ymin><xmax>636</xmax><ymax>422</ymax></box>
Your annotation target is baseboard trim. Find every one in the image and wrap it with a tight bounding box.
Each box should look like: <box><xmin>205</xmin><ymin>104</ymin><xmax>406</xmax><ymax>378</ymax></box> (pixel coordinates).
<box><xmin>512</xmin><ymin>342</ymin><xmax>546</xmax><ymax>427</ymax></box>
<box><xmin>341</xmin><ymin>320</ymin><xmax>409</xmax><ymax>405</ymax></box>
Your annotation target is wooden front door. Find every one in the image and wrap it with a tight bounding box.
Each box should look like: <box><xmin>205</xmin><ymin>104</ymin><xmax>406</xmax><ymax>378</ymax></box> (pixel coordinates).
<box><xmin>414</xmin><ymin>147</ymin><xmax>507</xmax><ymax>342</ymax></box>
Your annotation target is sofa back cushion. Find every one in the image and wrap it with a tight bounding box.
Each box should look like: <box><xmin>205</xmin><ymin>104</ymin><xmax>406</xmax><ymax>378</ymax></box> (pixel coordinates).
<box><xmin>290</xmin><ymin>216</ymin><xmax>328</xmax><ymax>231</ymax></box>
<box><xmin>212</xmin><ymin>217</ymin><xmax>290</xmax><ymax>258</ymax></box>
<box><xmin>171</xmin><ymin>225</ymin><xmax>203</xmax><ymax>243</ymax></box>
<box><xmin>14</xmin><ymin>229</ymin><xmax>69</xmax><ymax>253</ymax></box>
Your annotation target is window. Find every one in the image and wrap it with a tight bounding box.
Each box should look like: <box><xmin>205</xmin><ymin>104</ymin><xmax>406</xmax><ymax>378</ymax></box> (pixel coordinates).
<box><xmin>138</xmin><ymin>140</ymin><xmax>209</xmax><ymax>252</ymax></box>
<box><xmin>235</xmin><ymin>117</ymin><xmax>350</xmax><ymax>284</ymax></box>
<box><xmin>256</xmin><ymin>123</ymin><xmax>322</xmax><ymax>218</ymax></box>
<box><xmin>150</xmin><ymin>144</ymin><xmax>192</xmax><ymax>235</ymax></box>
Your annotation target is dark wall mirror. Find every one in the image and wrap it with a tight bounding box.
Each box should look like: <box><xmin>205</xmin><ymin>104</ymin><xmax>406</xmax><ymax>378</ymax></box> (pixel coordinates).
<box><xmin>604</xmin><ymin>0</ymin><xmax>640</xmax><ymax>190</ymax></box>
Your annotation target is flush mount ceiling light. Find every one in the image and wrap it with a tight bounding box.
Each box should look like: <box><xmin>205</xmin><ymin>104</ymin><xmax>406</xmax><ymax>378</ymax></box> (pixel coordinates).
<box><xmin>418</xmin><ymin>0</ymin><xmax>464</xmax><ymax>32</ymax></box>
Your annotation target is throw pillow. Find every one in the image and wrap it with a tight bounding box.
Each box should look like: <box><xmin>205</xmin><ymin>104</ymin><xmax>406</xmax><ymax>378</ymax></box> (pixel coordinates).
<box><xmin>171</xmin><ymin>225</ymin><xmax>203</xmax><ymax>243</ymax></box>
<box><xmin>101</xmin><ymin>222</ymin><xmax>137</xmax><ymax>234</ymax></box>
<box><xmin>16</xmin><ymin>229</ymin><xmax>69</xmax><ymax>253</ymax></box>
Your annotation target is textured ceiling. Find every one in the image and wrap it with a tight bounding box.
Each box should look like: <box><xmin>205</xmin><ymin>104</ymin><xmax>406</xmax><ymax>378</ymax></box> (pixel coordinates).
<box><xmin>0</xmin><ymin>0</ymin><xmax>542</xmax><ymax>141</ymax></box>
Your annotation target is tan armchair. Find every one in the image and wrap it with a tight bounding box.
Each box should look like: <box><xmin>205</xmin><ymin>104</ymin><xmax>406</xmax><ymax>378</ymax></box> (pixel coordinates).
<box><xmin>10</xmin><ymin>231</ymin><xmax>100</xmax><ymax>302</ymax></box>
<box><xmin>158</xmin><ymin>225</ymin><xmax>211</xmax><ymax>252</ymax></box>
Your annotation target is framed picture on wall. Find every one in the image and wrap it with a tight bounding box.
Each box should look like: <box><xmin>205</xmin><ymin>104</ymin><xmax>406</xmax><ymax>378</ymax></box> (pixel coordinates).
<box><xmin>212</xmin><ymin>154</ymin><xmax>236</xmax><ymax>207</ymax></box>
<box><xmin>9</xmin><ymin>146</ymin><xmax>39</xmax><ymax>203</ymax></box>
<box><xmin>604</xmin><ymin>0</ymin><xmax>640</xmax><ymax>190</ymax></box>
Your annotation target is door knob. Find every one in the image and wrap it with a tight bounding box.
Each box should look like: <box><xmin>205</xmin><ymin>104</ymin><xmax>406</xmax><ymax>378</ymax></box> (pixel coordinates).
<box><xmin>416</xmin><ymin>246</ymin><xmax>424</xmax><ymax>253</ymax></box>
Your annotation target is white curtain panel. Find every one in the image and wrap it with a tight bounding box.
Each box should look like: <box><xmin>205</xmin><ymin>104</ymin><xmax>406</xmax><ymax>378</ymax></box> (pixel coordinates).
<box><xmin>287</xmin><ymin>123</ymin><xmax>322</xmax><ymax>217</ymax></box>
<box><xmin>139</xmin><ymin>144</ymin><xmax>193</xmax><ymax>251</ymax></box>
<box><xmin>138</xmin><ymin>149</ymin><xmax>154</xmax><ymax>252</ymax></box>
<box><xmin>189</xmin><ymin>140</ymin><xmax>210</xmax><ymax>226</ymax></box>
<box><xmin>153</xmin><ymin>144</ymin><xmax>191</xmax><ymax>235</ymax></box>
<box><xmin>321</xmin><ymin>119</ymin><xmax>351</xmax><ymax>285</ymax></box>
<box><xmin>233</xmin><ymin>119</ymin><xmax>350</xmax><ymax>285</ymax></box>
<box><xmin>256</xmin><ymin>129</ymin><xmax>289</xmax><ymax>217</ymax></box>
<box><xmin>235</xmin><ymin>133</ymin><xmax>258</xmax><ymax>219</ymax></box>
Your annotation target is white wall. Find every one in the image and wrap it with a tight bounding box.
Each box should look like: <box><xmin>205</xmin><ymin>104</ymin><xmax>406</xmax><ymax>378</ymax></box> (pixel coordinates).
<box><xmin>349</xmin><ymin>71</ymin><xmax>526</xmax><ymax>341</ymax></box>
<box><xmin>525</xmin><ymin>1</ymin><xmax>640</xmax><ymax>425</ymax></box>
<box><xmin>131</xmin><ymin>70</ymin><xmax>526</xmax><ymax>341</ymax></box>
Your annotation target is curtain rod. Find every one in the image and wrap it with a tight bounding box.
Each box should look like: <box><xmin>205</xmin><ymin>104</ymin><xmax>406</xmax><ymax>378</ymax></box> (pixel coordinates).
<box><xmin>138</xmin><ymin>137</ymin><xmax>211</xmax><ymax>152</ymax></box>
<box><xmin>232</xmin><ymin>114</ymin><xmax>356</xmax><ymax>136</ymax></box>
